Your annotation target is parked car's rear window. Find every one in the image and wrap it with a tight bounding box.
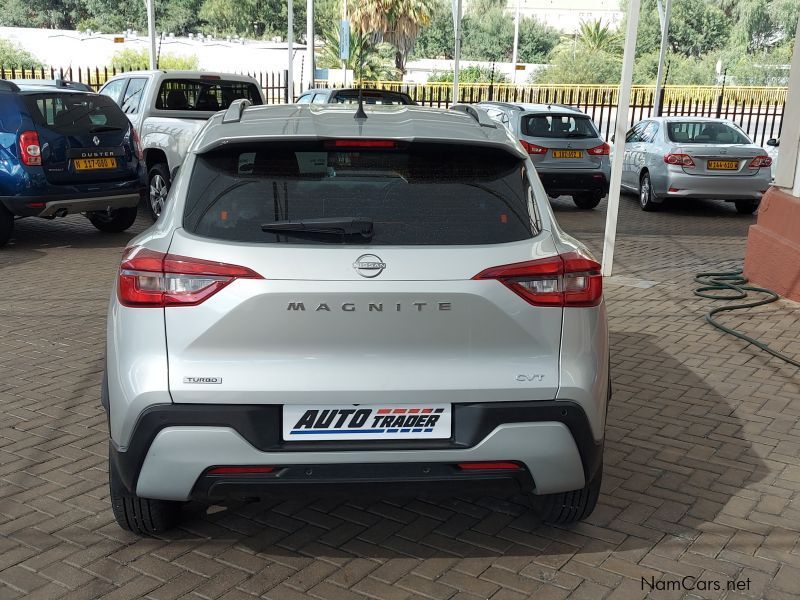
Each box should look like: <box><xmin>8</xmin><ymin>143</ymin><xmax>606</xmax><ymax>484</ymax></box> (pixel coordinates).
<box><xmin>521</xmin><ymin>114</ymin><xmax>598</xmax><ymax>138</ymax></box>
<box><xmin>333</xmin><ymin>91</ymin><xmax>414</xmax><ymax>105</ymax></box>
<box><xmin>666</xmin><ymin>121</ymin><xmax>751</xmax><ymax>144</ymax></box>
<box><xmin>155</xmin><ymin>79</ymin><xmax>262</xmax><ymax>111</ymax></box>
<box><xmin>183</xmin><ymin>141</ymin><xmax>534</xmax><ymax>245</ymax></box>
<box><xmin>23</xmin><ymin>92</ymin><xmax>129</xmax><ymax>134</ymax></box>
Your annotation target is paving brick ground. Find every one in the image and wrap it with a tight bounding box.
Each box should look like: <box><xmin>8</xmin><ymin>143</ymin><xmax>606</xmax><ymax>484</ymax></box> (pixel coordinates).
<box><xmin>1</xmin><ymin>194</ymin><xmax>799</xmax><ymax>600</ymax></box>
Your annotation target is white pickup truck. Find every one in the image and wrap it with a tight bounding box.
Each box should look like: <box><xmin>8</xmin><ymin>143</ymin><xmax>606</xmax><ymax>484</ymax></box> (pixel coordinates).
<box><xmin>99</xmin><ymin>70</ymin><xmax>264</xmax><ymax>219</ymax></box>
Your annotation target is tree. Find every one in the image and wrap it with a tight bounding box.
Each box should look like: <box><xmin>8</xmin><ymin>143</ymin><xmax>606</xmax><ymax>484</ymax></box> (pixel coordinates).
<box><xmin>517</xmin><ymin>17</ymin><xmax>560</xmax><ymax>64</ymax></box>
<box><xmin>317</xmin><ymin>22</ymin><xmax>398</xmax><ymax>80</ymax></box>
<box><xmin>0</xmin><ymin>39</ymin><xmax>44</xmax><ymax>68</ymax></box>
<box><xmin>531</xmin><ymin>46</ymin><xmax>622</xmax><ymax>84</ymax></box>
<box><xmin>411</xmin><ymin>0</ymin><xmax>454</xmax><ymax>59</ymax></box>
<box><xmin>576</xmin><ymin>20</ymin><xmax>621</xmax><ymax>54</ymax></box>
<box><xmin>0</xmin><ymin>0</ymin><xmax>88</xmax><ymax>29</ymax></box>
<box><xmin>461</xmin><ymin>8</ymin><xmax>514</xmax><ymax>62</ymax></box>
<box><xmin>347</xmin><ymin>0</ymin><xmax>435</xmax><ymax>74</ymax></box>
<box><xmin>427</xmin><ymin>65</ymin><xmax>508</xmax><ymax>83</ymax></box>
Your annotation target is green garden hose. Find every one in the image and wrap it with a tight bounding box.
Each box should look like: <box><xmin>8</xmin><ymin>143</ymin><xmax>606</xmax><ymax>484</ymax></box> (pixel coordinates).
<box><xmin>694</xmin><ymin>269</ymin><xmax>800</xmax><ymax>369</ymax></box>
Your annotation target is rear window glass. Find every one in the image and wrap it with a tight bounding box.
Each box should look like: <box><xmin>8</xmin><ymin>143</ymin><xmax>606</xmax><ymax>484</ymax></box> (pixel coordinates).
<box><xmin>333</xmin><ymin>91</ymin><xmax>413</xmax><ymax>105</ymax></box>
<box><xmin>666</xmin><ymin>121</ymin><xmax>751</xmax><ymax>144</ymax></box>
<box><xmin>522</xmin><ymin>114</ymin><xmax>597</xmax><ymax>139</ymax></box>
<box><xmin>183</xmin><ymin>141</ymin><xmax>533</xmax><ymax>245</ymax></box>
<box><xmin>23</xmin><ymin>93</ymin><xmax>128</xmax><ymax>134</ymax></box>
<box><xmin>155</xmin><ymin>79</ymin><xmax>262</xmax><ymax>111</ymax></box>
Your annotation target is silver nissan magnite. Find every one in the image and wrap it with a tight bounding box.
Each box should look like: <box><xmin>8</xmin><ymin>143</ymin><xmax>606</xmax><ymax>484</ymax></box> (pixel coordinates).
<box><xmin>104</xmin><ymin>100</ymin><xmax>610</xmax><ymax>534</ymax></box>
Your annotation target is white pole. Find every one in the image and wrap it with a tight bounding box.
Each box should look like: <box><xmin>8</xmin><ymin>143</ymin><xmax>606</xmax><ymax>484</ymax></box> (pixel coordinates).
<box><xmin>287</xmin><ymin>0</ymin><xmax>294</xmax><ymax>101</ymax></box>
<box><xmin>653</xmin><ymin>0</ymin><xmax>672</xmax><ymax>116</ymax></box>
<box><xmin>511</xmin><ymin>0</ymin><xmax>520</xmax><ymax>84</ymax></box>
<box><xmin>306</xmin><ymin>0</ymin><xmax>314</xmax><ymax>90</ymax></box>
<box><xmin>146</xmin><ymin>0</ymin><xmax>157</xmax><ymax>69</ymax></box>
<box><xmin>601</xmin><ymin>0</ymin><xmax>641</xmax><ymax>277</ymax></box>
<box><xmin>452</xmin><ymin>0</ymin><xmax>462</xmax><ymax>101</ymax></box>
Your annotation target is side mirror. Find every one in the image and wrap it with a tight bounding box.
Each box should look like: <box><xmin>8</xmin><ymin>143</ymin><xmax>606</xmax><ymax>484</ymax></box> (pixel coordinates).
<box><xmin>766</xmin><ymin>138</ymin><xmax>779</xmax><ymax>147</ymax></box>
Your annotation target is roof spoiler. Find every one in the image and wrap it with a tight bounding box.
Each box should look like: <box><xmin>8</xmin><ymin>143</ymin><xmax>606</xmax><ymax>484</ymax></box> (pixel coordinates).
<box><xmin>0</xmin><ymin>80</ymin><xmax>20</xmax><ymax>93</ymax></box>
<box><xmin>222</xmin><ymin>98</ymin><xmax>251</xmax><ymax>124</ymax></box>
<box><xmin>450</xmin><ymin>104</ymin><xmax>497</xmax><ymax>128</ymax></box>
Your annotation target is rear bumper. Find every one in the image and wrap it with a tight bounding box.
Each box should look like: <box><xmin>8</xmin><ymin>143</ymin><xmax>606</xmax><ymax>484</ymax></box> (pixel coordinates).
<box><xmin>1</xmin><ymin>183</ymin><xmax>145</xmax><ymax>217</ymax></box>
<box><xmin>109</xmin><ymin>400</ymin><xmax>603</xmax><ymax>501</ymax></box>
<box><xmin>536</xmin><ymin>171</ymin><xmax>610</xmax><ymax>197</ymax></box>
<box><xmin>657</xmin><ymin>170</ymin><xmax>770</xmax><ymax>201</ymax></box>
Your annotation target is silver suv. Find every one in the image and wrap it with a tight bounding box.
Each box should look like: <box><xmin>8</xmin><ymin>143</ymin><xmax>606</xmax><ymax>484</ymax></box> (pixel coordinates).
<box><xmin>477</xmin><ymin>102</ymin><xmax>611</xmax><ymax>209</ymax></box>
<box><xmin>104</xmin><ymin>102</ymin><xmax>610</xmax><ymax>535</ymax></box>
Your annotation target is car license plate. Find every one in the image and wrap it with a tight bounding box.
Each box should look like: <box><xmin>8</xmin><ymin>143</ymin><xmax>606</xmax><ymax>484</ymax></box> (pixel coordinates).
<box><xmin>74</xmin><ymin>157</ymin><xmax>117</xmax><ymax>171</ymax></box>
<box><xmin>707</xmin><ymin>160</ymin><xmax>738</xmax><ymax>170</ymax></box>
<box><xmin>282</xmin><ymin>404</ymin><xmax>452</xmax><ymax>441</ymax></box>
<box><xmin>552</xmin><ymin>150</ymin><xmax>583</xmax><ymax>159</ymax></box>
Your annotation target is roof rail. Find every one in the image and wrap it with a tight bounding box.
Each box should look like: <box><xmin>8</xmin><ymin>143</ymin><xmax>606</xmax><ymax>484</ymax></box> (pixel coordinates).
<box><xmin>222</xmin><ymin>98</ymin><xmax>251</xmax><ymax>123</ymax></box>
<box><xmin>450</xmin><ymin>104</ymin><xmax>497</xmax><ymax>128</ymax></box>
<box><xmin>0</xmin><ymin>80</ymin><xmax>20</xmax><ymax>93</ymax></box>
<box><xmin>477</xmin><ymin>100</ymin><xmax>524</xmax><ymax>111</ymax></box>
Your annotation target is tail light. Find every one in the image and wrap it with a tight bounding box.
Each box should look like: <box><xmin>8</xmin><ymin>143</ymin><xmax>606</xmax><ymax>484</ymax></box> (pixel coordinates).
<box><xmin>520</xmin><ymin>140</ymin><xmax>548</xmax><ymax>155</ymax></box>
<box><xmin>748</xmin><ymin>155</ymin><xmax>772</xmax><ymax>169</ymax></box>
<box><xmin>131</xmin><ymin>128</ymin><xmax>143</xmax><ymax>160</ymax></box>
<box><xmin>326</xmin><ymin>139</ymin><xmax>397</xmax><ymax>149</ymax></box>
<box><xmin>664</xmin><ymin>153</ymin><xmax>695</xmax><ymax>167</ymax></box>
<box><xmin>118</xmin><ymin>247</ymin><xmax>263</xmax><ymax>307</ymax></box>
<box><xmin>19</xmin><ymin>131</ymin><xmax>42</xmax><ymax>166</ymax></box>
<box><xmin>587</xmin><ymin>142</ymin><xmax>610</xmax><ymax>156</ymax></box>
<box><xmin>473</xmin><ymin>251</ymin><xmax>602</xmax><ymax>307</ymax></box>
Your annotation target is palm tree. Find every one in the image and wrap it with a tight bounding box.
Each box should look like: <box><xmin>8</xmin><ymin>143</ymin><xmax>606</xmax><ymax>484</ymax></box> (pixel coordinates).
<box><xmin>576</xmin><ymin>19</ymin><xmax>621</xmax><ymax>54</ymax></box>
<box><xmin>348</xmin><ymin>0</ymin><xmax>435</xmax><ymax>74</ymax></box>
<box><xmin>317</xmin><ymin>23</ymin><xmax>398</xmax><ymax>81</ymax></box>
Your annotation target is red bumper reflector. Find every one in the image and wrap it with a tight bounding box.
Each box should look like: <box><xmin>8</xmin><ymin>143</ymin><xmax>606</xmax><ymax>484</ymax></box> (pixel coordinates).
<box><xmin>457</xmin><ymin>461</ymin><xmax>522</xmax><ymax>471</ymax></box>
<box><xmin>668</xmin><ymin>187</ymin><xmax>680</xmax><ymax>192</ymax></box>
<box><xmin>27</xmin><ymin>202</ymin><xmax>46</xmax><ymax>209</ymax></box>
<box><xmin>206</xmin><ymin>466</ymin><xmax>275</xmax><ymax>475</ymax></box>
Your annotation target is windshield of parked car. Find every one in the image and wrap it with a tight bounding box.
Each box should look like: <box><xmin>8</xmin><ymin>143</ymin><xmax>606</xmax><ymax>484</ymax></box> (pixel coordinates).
<box><xmin>666</xmin><ymin>121</ymin><xmax>751</xmax><ymax>144</ymax></box>
<box><xmin>333</xmin><ymin>91</ymin><xmax>413</xmax><ymax>105</ymax></box>
<box><xmin>23</xmin><ymin>92</ymin><xmax>129</xmax><ymax>134</ymax></box>
<box><xmin>521</xmin><ymin>114</ymin><xmax>598</xmax><ymax>138</ymax></box>
<box><xmin>155</xmin><ymin>79</ymin><xmax>262</xmax><ymax>111</ymax></box>
<box><xmin>184</xmin><ymin>141</ymin><xmax>534</xmax><ymax>245</ymax></box>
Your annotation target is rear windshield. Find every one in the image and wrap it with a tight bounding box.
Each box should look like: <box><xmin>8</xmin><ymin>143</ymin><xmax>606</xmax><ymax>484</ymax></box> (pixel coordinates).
<box><xmin>333</xmin><ymin>91</ymin><xmax>413</xmax><ymax>105</ymax></box>
<box><xmin>155</xmin><ymin>79</ymin><xmax>262</xmax><ymax>111</ymax></box>
<box><xmin>522</xmin><ymin>114</ymin><xmax>598</xmax><ymax>138</ymax></box>
<box><xmin>183</xmin><ymin>141</ymin><xmax>533</xmax><ymax>245</ymax></box>
<box><xmin>23</xmin><ymin>93</ymin><xmax>128</xmax><ymax>134</ymax></box>
<box><xmin>666</xmin><ymin>121</ymin><xmax>751</xmax><ymax>144</ymax></box>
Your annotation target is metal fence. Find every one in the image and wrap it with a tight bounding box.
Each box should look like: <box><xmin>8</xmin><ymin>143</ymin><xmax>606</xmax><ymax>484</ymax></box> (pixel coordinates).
<box><xmin>1</xmin><ymin>65</ymin><xmax>787</xmax><ymax>146</ymax></box>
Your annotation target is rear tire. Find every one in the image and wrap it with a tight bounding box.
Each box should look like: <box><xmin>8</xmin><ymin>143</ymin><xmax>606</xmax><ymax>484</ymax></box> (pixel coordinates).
<box><xmin>531</xmin><ymin>461</ymin><xmax>602</xmax><ymax>524</ymax></box>
<box><xmin>88</xmin><ymin>206</ymin><xmax>138</xmax><ymax>233</ymax></box>
<box><xmin>638</xmin><ymin>172</ymin><xmax>659</xmax><ymax>212</ymax></box>
<box><xmin>735</xmin><ymin>199</ymin><xmax>759</xmax><ymax>215</ymax></box>
<box><xmin>147</xmin><ymin>164</ymin><xmax>170</xmax><ymax>221</ymax></box>
<box><xmin>109</xmin><ymin>451</ymin><xmax>181</xmax><ymax>536</ymax></box>
<box><xmin>572</xmin><ymin>194</ymin><xmax>602</xmax><ymax>210</ymax></box>
<box><xmin>0</xmin><ymin>205</ymin><xmax>13</xmax><ymax>247</ymax></box>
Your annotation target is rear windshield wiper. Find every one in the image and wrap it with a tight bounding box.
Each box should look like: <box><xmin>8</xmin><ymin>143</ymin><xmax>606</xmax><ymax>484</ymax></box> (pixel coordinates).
<box><xmin>261</xmin><ymin>217</ymin><xmax>374</xmax><ymax>239</ymax></box>
<box><xmin>90</xmin><ymin>125</ymin><xmax>123</xmax><ymax>132</ymax></box>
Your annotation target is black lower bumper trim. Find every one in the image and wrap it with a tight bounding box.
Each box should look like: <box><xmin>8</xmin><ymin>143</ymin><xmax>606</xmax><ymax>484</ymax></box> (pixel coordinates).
<box><xmin>538</xmin><ymin>172</ymin><xmax>609</xmax><ymax>196</ymax></box>
<box><xmin>109</xmin><ymin>400</ymin><xmax>603</xmax><ymax>496</ymax></box>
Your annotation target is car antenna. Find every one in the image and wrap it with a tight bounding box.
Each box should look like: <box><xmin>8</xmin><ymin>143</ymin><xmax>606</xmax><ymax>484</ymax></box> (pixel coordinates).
<box><xmin>354</xmin><ymin>36</ymin><xmax>367</xmax><ymax>120</ymax></box>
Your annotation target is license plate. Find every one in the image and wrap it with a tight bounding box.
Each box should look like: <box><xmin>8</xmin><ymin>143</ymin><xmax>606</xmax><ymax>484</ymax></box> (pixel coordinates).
<box><xmin>74</xmin><ymin>157</ymin><xmax>117</xmax><ymax>171</ymax></box>
<box><xmin>283</xmin><ymin>404</ymin><xmax>452</xmax><ymax>441</ymax></box>
<box><xmin>552</xmin><ymin>150</ymin><xmax>583</xmax><ymax>159</ymax></box>
<box><xmin>707</xmin><ymin>160</ymin><xmax>738</xmax><ymax>170</ymax></box>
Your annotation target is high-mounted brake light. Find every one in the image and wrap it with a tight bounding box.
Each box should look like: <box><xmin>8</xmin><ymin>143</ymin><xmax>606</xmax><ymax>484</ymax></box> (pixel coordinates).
<box><xmin>587</xmin><ymin>142</ymin><xmax>611</xmax><ymax>156</ymax></box>
<box><xmin>19</xmin><ymin>131</ymin><xmax>42</xmax><ymax>166</ymax></box>
<box><xmin>131</xmin><ymin>128</ymin><xmax>143</xmax><ymax>160</ymax></box>
<box><xmin>748</xmin><ymin>155</ymin><xmax>772</xmax><ymax>169</ymax></box>
<box><xmin>473</xmin><ymin>252</ymin><xmax>603</xmax><ymax>307</ymax></box>
<box><xmin>664</xmin><ymin>153</ymin><xmax>695</xmax><ymax>167</ymax></box>
<box><xmin>520</xmin><ymin>140</ymin><xmax>548</xmax><ymax>155</ymax></box>
<box><xmin>117</xmin><ymin>247</ymin><xmax>263</xmax><ymax>307</ymax></box>
<box><xmin>327</xmin><ymin>139</ymin><xmax>397</xmax><ymax>149</ymax></box>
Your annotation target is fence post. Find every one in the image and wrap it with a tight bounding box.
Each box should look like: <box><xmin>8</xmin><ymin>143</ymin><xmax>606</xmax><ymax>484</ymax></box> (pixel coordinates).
<box><xmin>283</xmin><ymin>69</ymin><xmax>289</xmax><ymax>103</ymax></box>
